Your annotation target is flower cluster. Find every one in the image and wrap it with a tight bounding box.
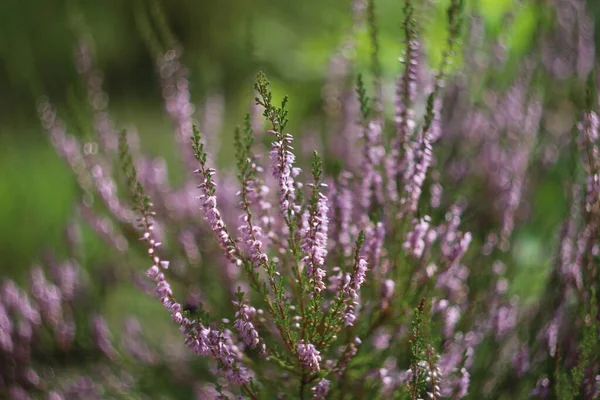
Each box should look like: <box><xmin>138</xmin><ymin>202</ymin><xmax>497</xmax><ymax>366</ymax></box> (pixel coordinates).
<box><xmin>0</xmin><ymin>261</ymin><xmax>139</xmax><ymax>398</ymax></box>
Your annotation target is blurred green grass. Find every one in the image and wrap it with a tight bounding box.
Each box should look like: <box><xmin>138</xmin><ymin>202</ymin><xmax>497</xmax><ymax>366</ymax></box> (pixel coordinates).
<box><xmin>0</xmin><ymin>131</ymin><xmax>77</xmax><ymax>278</ymax></box>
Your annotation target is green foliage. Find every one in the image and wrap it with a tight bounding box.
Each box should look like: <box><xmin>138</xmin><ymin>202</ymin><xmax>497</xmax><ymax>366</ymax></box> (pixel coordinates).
<box><xmin>234</xmin><ymin>114</ymin><xmax>256</xmax><ymax>186</ymax></box>
<box><xmin>119</xmin><ymin>129</ymin><xmax>150</xmax><ymax>213</ymax></box>
<box><xmin>555</xmin><ymin>287</ymin><xmax>600</xmax><ymax>399</ymax></box>
<box><xmin>355</xmin><ymin>73</ymin><xmax>371</xmax><ymax>123</ymax></box>
<box><xmin>367</xmin><ymin>0</ymin><xmax>382</xmax><ymax>108</ymax></box>
<box><xmin>254</xmin><ymin>71</ymin><xmax>290</xmax><ymax>133</ymax></box>
<box><xmin>408</xmin><ymin>298</ymin><xmax>428</xmax><ymax>399</ymax></box>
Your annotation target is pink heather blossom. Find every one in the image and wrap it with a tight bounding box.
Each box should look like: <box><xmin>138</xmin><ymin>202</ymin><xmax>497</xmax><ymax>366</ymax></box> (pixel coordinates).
<box><xmin>2</xmin><ymin>282</ymin><xmax>40</xmax><ymax>326</ymax></box>
<box><xmin>0</xmin><ymin>304</ymin><xmax>13</xmax><ymax>352</ymax></box>
<box><xmin>60</xmin><ymin>376</ymin><xmax>100</xmax><ymax>399</ymax></box>
<box><xmin>238</xmin><ymin>214</ymin><xmax>268</xmax><ymax>267</ymax></box>
<box><xmin>446</xmin><ymin>232</ymin><xmax>472</xmax><ymax>268</ymax></box>
<box><xmin>297</xmin><ymin>341</ymin><xmax>322</xmax><ymax>372</ymax></box>
<box><xmin>121</xmin><ymin>317</ymin><xmax>158</xmax><ymax>364</ymax></box>
<box><xmin>530</xmin><ymin>376</ymin><xmax>550</xmax><ymax>398</ymax></box>
<box><xmin>330</xmin><ymin>171</ymin><xmax>355</xmax><ymax>257</ymax></box>
<box><xmin>438</xmin><ymin>340</ymin><xmax>471</xmax><ymax>393</ymax></box>
<box><xmin>29</xmin><ymin>267</ymin><xmax>63</xmax><ymax>331</ymax></box>
<box><xmin>301</xmin><ymin>186</ymin><xmax>330</xmax><ymax>293</ymax></box>
<box><xmin>74</xmin><ymin>39</ymin><xmax>119</xmax><ymax>154</ymax></box>
<box><xmin>497</xmin><ymin>99</ymin><xmax>542</xmax><ymax>250</ymax></box>
<box><xmin>140</xmin><ymin>212</ymin><xmax>250</xmax><ymax>385</ymax></box>
<box><xmin>388</xmin><ymin>32</ymin><xmax>420</xmax><ymax>201</ymax></box>
<box><xmin>361</xmin><ymin>121</ymin><xmax>385</xmax><ymax>213</ymax></box>
<box><xmin>179</xmin><ymin>230</ymin><xmax>201</xmax><ymax>264</ymax></box>
<box><xmin>334</xmin><ymin>337</ymin><xmax>362</xmax><ymax>378</ymax></box>
<box><xmin>79</xmin><ymin>204</ymin><xmax>129</xmax><ymax>252</ymax></box>
<box><xmin>244</xmin><ymin>173</ymin><xmax>275</xmax><ymax>247</ymax></box>
<box><xmin>37</xmin><ymin>99</ymin><xmax>94</xmax><ymax>193</ymax></box>
<box><xmin>135</xmin><ymin>156</ymin><xmax>170</xmax><ymax>193</ymax></box>
<box><xmin>494</xmin><ymin>304</ymin><xmax>517</xmax><ymax>339</ymax></box>
<box><xmin>366</xmin><ymin>222</ymin><xmax>385</xmax><ymax>276</ymax></box>
<box><xmin>456</xmin><ymin>368</ymin><xmax>470</xmax><ymax>398</ymax></box>
<box><xmin>9</xmin><ymin>386</ymin><xmax>32</xmax><ymax>400</ymax></box>
<box><xmin>312</xmin><ymin>379</ymin><xmax>330</xmax><ymax>399</ymax></box>
<box><xmin>430</xmin><ymin>181</ymin><xmax>443</xmax><ymax>208</ymax></box>
<box><xmin>579</xmin><ymin>110</ymin><xmax>599</xmax><ymax>168</ymax></box>
<box><xmin>395</xmin><ymin>39</ymin><xmax>419</xmax><ymax>145</ymax></box>
<box><xmin>183</xmin><ymin>322</ymin><xmax>250</xmax><ymax>385</ymax></box>
<box><xmin>91</xmin><ymin>315</ymin><xmax>117</xmax><ymax>361</ymax></box>
<box><xmin>380</xmin><ymin>279</ymin><xmax>395</xmax><ymax>309</ymax></box>
<box><xmin>436</xmin><ymin>263</ymin><xmax>470</xmax><ymax>302</ymax></box>
<box><xmin>322</xmin><ymin>25</ymin><xmax>358</xmax><ymax>124</ymax></box>
<box><xmin>541</xmin><ymin>312</ymin><xmax>561</xmax><ymax>358</ymax></box>
<box><xmin>343</xmin><ymin>256</ymin><xmax>368</xmax><ymax>326</ymax></box>
<box><xmin>542</xmin><ymin>0</ymin><xmax>594</xmax><ymax>80</ymax></box>
<box><xmin>327</xmin><ymin>266</ymin><xmax>345</xmax><ymax>294</ymax></box>
<box><xmin>384</xmin><ymin>153</ymin><xmax>399</xmax><ymax>204</ymax></box>
<box><xmin>372</xmin><ymin>327</ymin><xmax>392</xmax><ymax>349</ymax></box>
<box><xmin>351</xmin><ymin>258</ymin><xmax>368</xmax><ymax>292</ymax></box>
<box><xmin>195</xmin><ymin>170</ymin><xmax>240</xmax><ymax>266</ymax></box>
<box><xmin>441</xmin><ymin>204</ymin><xmax>465</xmax><ymax>254</ymax></box>
<box><xmin>400</xmin><ymin>134</ymin><xmax>433</xmax><ymax>216</ymax></box>
<box><xmin>269</xmin><ymin>130</ymin><xmax>300</xmax><ymax>216</ymax></box>
<box><xmin>404</xmin><ymin>216</ymin><xmax>432</xmax><ymax>258</ymax></box>
<box><xmin>512</xmin><ymin>346</ymin><xmax>531</xmax><ymax>378</ymax></box>
<box><xmin>158</xmin><ymin>48</ymin><xmax>197</xmax><ymax>171</ymax></box>
<box><xmin>443</xmin><ymin>306</ymin><xmax>461</xmax><ymax>339</ymax></box>
<box><xmin>233</xmin><ymin>300</ymin><xmax>260</xmax><ymax>349</ymax></box>
<box><xmin>51</xmin><ymin>262</ymin><xmax>79</xmax><ymax>301</ymax></box>
<box><xmin>39</xmin><ymin>94</ymin><xmax>133</xmax><ymax>227</ymax></box>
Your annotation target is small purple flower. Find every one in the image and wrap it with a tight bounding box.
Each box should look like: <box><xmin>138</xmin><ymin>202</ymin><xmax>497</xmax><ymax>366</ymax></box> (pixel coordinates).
<box><xmin>494</xmin><ymin>304</ymin><xmax>517</xmax><ymax>339</ymax></box>
<box><xmin>443</xmin><ymin>306</ymin><xmax>461</xmax><ymax>339</ymax></box>
<box><xmin>456</xmin><ymin>368</ymin><xmax>470</xmax><ymax>398</ymax></box>
<box><xmin>380</xmin><ymin>279</ymin><xmax>395</xmax><ymax>309</ymax></box>
<box><xmin>511</xmin><ymin>345</ymin><xmax>530</xmax><ymax>378</ymax></box>
<box><xmin>360</xmin><ymin>121</ymin><xmax>385</xmax><ymax>212</ymax></box>
<box><xmin>195</xmin><ymin>169</ymin><xmax>240</xmax><ymax>267</ymax></box>
<box><xmin>269</xmin><ymin>130</ymin><xmax>300</xmax><ymax>216</ymax></box>
<box><xmin>404</xmin><ymin>216</ymin><xmax>432</xmax><ymax>258</ymax></box>
<box><xmin>530</xmin><ymin>376</ymin><xmax>550</xmax><ymax>398</ymax></box>
<box><xmin>297</xmin><ymin>341</ymin><xmax>322</xmax><ymax>372</ymax></box>
<box><xmin>91</xmin><ymin>315</ymin><xmax>117</xmax><ymax>361</ymax></box>
<box><xmin>233</xmin><ymin>300</ymin><xmax>260</xmax><ymax>349</ymax></box>
<box><xmin>312</xmin><ymin>379</ymin><xmax>330</xmax><ymax>399</ymax></box>
<box><xmin>238</xmin><ymin>214</ymin><xmax>268</xmax><ymax>267</ymax></box>
<box><xmin>158</xmin><ymin>47</ymin><xmax>198</xmax><ymax>171</ymax></box>
<box><xmin>301</xmin><ymin>186</ymin><xmax>330</xmax><ymax>293</ymax></box>
<box><xmin>329</xmin><ymin>171</ymin><xmax>355</xmax><ymax>257</ymax></box>
<box><xmin>343</xmin><ymin>256</ymin><xmax>368</xmax><ymax>326</ymax></box>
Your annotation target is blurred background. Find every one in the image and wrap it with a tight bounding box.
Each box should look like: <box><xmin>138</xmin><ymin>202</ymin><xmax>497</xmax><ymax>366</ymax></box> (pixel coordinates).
<box><xmin>0</xmin><ymin>0</ymin><xmax>599</xmax><ymax>376</ymax></box>
<box><xmin>0</xmin><ymin>0</ymin><xmax>567</xmax><ymax>272</ymax></box>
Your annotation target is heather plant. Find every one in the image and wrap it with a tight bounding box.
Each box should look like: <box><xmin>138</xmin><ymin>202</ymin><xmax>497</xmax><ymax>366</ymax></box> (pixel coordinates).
<box><xmin>5</xmin><ymin>0</ymin><xmax>600</xmax><ymax>398</ymax></box>
<box><xmin>0</xmin><ymin>257</ymin><xmax>133</xmax><ymax>399</ymax></box>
